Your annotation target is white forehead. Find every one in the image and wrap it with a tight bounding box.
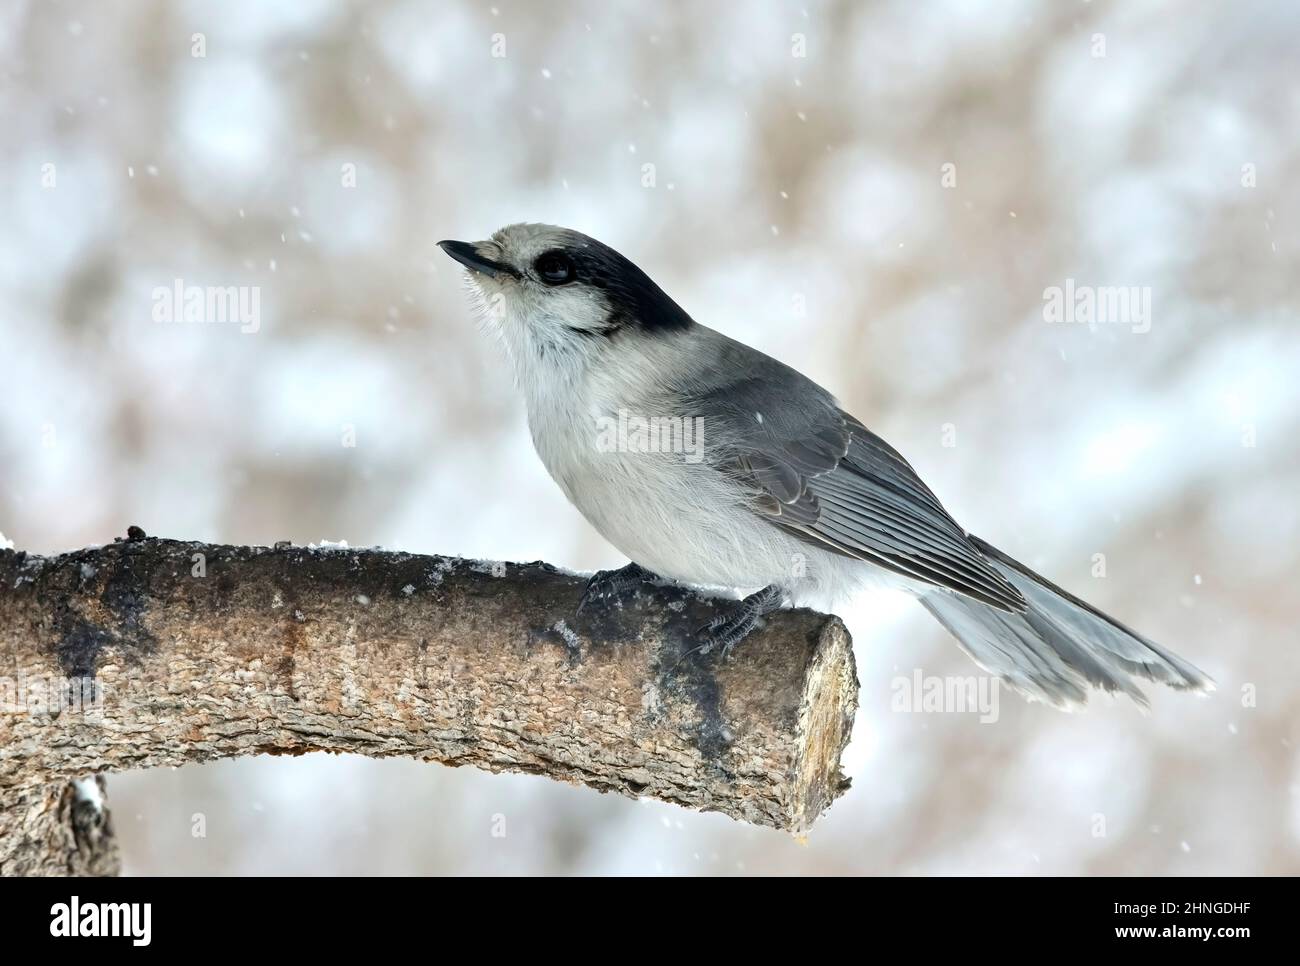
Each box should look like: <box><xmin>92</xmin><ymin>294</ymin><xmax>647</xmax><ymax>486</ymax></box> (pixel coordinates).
<box><xmin>490</xmin><ymin>223</ymin><xmax>591</xmax><ymax>264</ymax></box>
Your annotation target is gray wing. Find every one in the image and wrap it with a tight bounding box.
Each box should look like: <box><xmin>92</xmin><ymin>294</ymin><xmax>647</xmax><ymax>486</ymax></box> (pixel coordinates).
<box><xmin>686</xmin><ymin>346</ymin><xmax>1026</xmax><ymax>612</ymax></box>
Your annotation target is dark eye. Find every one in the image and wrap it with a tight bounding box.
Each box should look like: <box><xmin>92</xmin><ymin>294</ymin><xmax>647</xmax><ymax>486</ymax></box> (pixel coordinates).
<box><xmin>534</xmin><ymin>251</ymin><xmax>576</xmax><ymax>285</ymax></box>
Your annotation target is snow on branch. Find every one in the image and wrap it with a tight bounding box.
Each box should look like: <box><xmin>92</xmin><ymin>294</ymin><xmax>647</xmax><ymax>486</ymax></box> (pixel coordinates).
<box><xmin>0</xmin><ymin>532</ymin><xmax>858</xmax><ymax>875</ymax></box>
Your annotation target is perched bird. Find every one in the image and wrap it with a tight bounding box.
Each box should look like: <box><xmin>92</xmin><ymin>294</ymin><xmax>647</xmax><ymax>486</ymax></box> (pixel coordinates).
<box><xmin>440</xmin><ymin>224</ymin><xmax>1212</xmax><ymax>708</ymax></box>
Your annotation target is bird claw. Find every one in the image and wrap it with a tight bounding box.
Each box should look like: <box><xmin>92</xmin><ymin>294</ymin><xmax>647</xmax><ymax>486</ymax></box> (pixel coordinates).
<box><xmin>576</xmin><ymin>562</ymin><xmax>653</xmax><ymax>615</ymax></box>
<box><xmin>692</xmin><ymin>585</ymin><xmax>785</xmax><ymax>661</ymax></box>
<box><xmin>695</xmin><ymin>613</ymin><xmax>751</xmax><ymax>660</ymax></box>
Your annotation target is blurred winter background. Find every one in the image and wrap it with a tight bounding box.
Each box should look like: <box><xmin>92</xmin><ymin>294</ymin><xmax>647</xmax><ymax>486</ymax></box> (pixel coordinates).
<box><xmin>2</xmin><ymin>0</ymin><xmax>1297</xmax><ymax>875</ymax></box>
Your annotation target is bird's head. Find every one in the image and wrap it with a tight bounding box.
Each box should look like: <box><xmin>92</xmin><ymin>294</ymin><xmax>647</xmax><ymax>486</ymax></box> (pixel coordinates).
<box><xmin>439</xmin><ymin>224</ymin><xmax>694</xmax><ymax>366</ymax></box>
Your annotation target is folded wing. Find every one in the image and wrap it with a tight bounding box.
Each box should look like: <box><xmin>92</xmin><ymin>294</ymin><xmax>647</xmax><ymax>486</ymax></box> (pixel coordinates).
<box><xmin>688</xmin><ymin>352</ymin><xmax>1025</xmax><ymax>611</ymax></box>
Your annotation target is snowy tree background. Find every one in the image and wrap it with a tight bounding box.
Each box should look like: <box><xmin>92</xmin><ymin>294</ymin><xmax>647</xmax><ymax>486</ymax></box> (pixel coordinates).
<box><xmin>2</xmin><ymin>0</ymin><xmax>1296</xmax><ymax>874</ymax></box>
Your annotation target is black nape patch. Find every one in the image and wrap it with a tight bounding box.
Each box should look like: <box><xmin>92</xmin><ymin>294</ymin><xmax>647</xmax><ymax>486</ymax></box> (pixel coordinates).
<box><xmin>566</xmin><ymin>238</ymin><xmax>695</xmax><ymax>334</ymax></box>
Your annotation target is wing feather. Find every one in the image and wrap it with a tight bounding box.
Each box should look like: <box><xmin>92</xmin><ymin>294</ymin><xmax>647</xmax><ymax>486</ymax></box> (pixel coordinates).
<box><xmin>689</xmin><ymin>348</ymin><xmax>1024</xmax><ymax>610</ymax></box>
<box><xmin>668</xmin><ymin>329</ymin><xmax>1205</xmax><ymax>706</ymax></box>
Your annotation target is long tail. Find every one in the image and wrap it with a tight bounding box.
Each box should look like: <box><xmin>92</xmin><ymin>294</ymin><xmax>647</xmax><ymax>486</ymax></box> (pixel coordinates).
<box><xmin>920</xmin><ymin>536</ymin><xmax>1213</xmax><ymax>709</ymax></box>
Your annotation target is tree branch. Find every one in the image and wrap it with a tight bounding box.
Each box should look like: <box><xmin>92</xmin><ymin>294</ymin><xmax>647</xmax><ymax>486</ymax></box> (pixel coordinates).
<box><xmin>0</xmin><ymin>534</ymin><xmax>858</xmax><ymax>874</ymax></box>
<box><xmin>1</xmin><ymin>778</ymin><xmax>119</xmax><ymax>876</ymax></box>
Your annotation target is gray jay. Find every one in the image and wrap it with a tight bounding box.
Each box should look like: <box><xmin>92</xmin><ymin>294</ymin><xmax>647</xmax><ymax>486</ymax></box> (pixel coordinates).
<box><xmin>440</xmin><ymin>224</ymin><xmax>1212</xmax><ymax>708</ymax></box>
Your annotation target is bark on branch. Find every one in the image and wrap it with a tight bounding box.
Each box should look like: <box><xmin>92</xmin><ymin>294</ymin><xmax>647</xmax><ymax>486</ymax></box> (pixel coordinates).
<box><xmin>0</xmin><ymin>534</ymin><xmax>858</xmax><ymax>875</ymax></box>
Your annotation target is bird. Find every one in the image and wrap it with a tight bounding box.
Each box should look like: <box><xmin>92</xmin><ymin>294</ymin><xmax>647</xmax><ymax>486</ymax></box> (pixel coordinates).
<box><xmin>439</xmin><ymin>224</ymin><xmax>1212</xmax><ymax>708</ymax></box>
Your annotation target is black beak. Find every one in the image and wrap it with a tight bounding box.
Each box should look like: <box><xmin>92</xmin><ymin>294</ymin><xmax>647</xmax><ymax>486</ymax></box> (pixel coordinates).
<box><xmin>438</xmin><ymin>240</ymin><xmax>518</xmax><ymax>279</ymax></box>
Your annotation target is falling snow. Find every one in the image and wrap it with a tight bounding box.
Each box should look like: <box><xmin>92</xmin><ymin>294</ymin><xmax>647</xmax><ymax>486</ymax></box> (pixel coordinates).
<box><xmin>2</xmin><ymin>0</ymin><xmax>1289</xmax><ymax>880</ymax></box>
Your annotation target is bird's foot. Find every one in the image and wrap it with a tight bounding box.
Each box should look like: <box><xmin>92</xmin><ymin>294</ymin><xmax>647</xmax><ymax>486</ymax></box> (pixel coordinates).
<box><xmin>694</xmin><ymin>585</ymin><xmax>786</xmax><ymax>660</ymax></box>
<box><xmin>576</xmin><ymin>562</ymin><xmax>657</xmax><ymax>615</ymax></box>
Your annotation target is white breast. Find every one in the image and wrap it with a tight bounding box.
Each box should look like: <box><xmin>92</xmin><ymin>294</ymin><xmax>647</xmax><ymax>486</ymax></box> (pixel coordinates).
<box><xmin>517</xmin><ymin>348</ymin><xmax>805</xmax><ymax>593</ymax></box>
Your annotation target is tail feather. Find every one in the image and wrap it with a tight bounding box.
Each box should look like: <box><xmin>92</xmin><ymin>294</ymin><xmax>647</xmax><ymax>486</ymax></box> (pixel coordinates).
<box><xmin>920</xmin><ymin>536</ymin><xmax>1214</xmax><ymax>709</ymax></box>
